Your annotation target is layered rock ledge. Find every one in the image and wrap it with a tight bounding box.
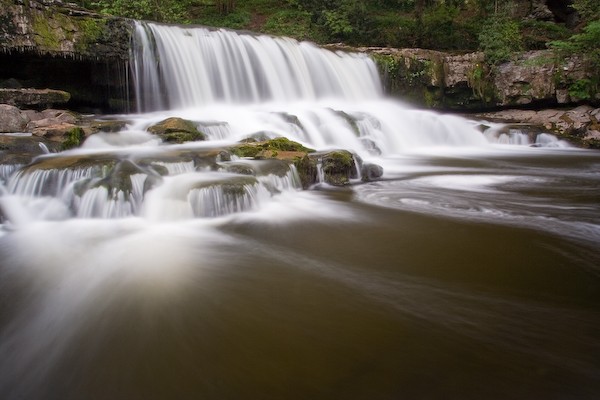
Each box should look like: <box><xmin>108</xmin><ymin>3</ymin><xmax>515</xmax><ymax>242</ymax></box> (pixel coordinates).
<box><xmin>1</xmin><ymin>0</ymin><xmax>133</xmax><ymax>112</ymax></box>
<box><xmin>476</xmin><ymin>105</ymin><xmax>600</xmax><ymax>148</ymax></box>
<box><xmin>365</xmin><ymin>48</ymin><xmax>598</xmax><ymax>111</ymax></box>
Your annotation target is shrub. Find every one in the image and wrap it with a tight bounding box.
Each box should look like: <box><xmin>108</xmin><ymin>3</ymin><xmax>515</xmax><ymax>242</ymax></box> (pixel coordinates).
<box><xmin>478</xmin><ymin>16</ymin><xmax>523</xmax><ymax>65</ymax></box>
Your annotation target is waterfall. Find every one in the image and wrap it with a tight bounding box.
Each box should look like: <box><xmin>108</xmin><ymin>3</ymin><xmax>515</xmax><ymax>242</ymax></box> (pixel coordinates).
<box><xmin>129</xmin><ymin>21</ymin><xmax>491</xmax><ymax>154</ymax></box>
<box><xmin>131</xmin><ymin>22</ymin><xmax>382</xmax><ymax>110</ymax></box>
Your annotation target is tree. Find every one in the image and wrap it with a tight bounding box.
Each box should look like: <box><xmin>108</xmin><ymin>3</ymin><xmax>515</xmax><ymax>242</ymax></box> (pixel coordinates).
<box><xmin>216</xmin><ymin>0</ymin><xmax>236</xmax><ymax>15</ymax></box>
<box><xmin>92</xmin><ymin>0</ymin><xmax>187</xmax><ymax>22</ymax></box>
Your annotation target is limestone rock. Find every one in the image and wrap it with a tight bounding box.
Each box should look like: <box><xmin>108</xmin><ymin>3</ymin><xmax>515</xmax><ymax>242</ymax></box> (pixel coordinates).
<box><xmin>0</xmin><ymin>104</ymin><xmax>30</xmax><ymax>132</ymax></box>
<box><xmin>476</xmin><ymin>106</ymin><xmax>600</xmax><ymax>148</ymax></box>
<box><xmin>0</xmin><ymin>88</ymin><xmax>70</xmax><ymax>109</ymax></box>
<box><xmin>444</xmin><ymin>52</ymin><xmax>485</xmax><ymax>88</ymax></box>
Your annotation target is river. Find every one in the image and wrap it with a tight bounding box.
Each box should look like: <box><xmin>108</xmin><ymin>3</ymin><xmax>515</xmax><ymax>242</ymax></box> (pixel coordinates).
<box><xmin>0</xmin><ymin>21</ymin><xmax>599</xmax><ymax>400</ymax></box>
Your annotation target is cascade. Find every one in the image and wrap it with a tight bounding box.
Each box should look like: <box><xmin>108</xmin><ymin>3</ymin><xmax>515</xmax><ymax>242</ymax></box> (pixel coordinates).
<box><xmin>0</xmin><ymin>22</ymin><xmax>574</xmax><ymax>226</ymax></box>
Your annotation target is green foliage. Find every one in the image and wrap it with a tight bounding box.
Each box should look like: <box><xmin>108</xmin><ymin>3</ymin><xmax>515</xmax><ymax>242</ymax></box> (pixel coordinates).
<box><xmin>292</xmin><ymin>0</ymin><xmax>372</xmax><ymax>44</ymax></box>
<box><xmin>550</xmin><ymin>20</ymin><xmax>600</xmax><ymax>69</ymax></box>
<box><xmin>370</xmin><ymin>13</ymin><xmax>418</xmax><ymax>48</ymax></box>
<box><xmin>478</xmin><ymin>16</ymin><xmax>523</xmax><ymax>65</ymax></box>
<box><xmin>568</xmin><ymin>78</ymin><xmax>593</xmax><ymax>100</ymax></box>
<box><xmin>572</xmin><ymin>0</ymin><xmax>600</xmax><ymax>20</ymax></box>
<box><xmin>196</xmin><ymin>9</ymin><xmax>251</xmax><ymax>30</ymax></box>
<box><xmin>519</xmin><ymin>20</ymin><xmax>570</xmax><ymax>50</ymax></box>
<box><xmin>467</xmin><ymin>63</ymin><xmax>494</xmax><ymax>102</ymax></box>
<box><xmin>263</xmin><ymin>10</ymin><xmax>316</xmax><ymax>40</ymax></box>
<box><xmin>419</xmin><ymin>4</ymin><xmax>461</xmax><ymax>50</ymax></box>
<box><xmin>92</xmin><ymin>0</ymin><xmax>189</xmax><ymax>23</ymax></box>
<box><xmin>86</xmin><ymin>0</ymin><xmax>593</xmax><ymax>61</ymax></box>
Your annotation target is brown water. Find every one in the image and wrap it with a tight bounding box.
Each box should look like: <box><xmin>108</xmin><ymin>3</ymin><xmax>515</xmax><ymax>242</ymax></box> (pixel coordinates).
<box><xmin>1</xmin><ymin>146</ymin><xmax>599</xmax><ymax>399</ymax></box>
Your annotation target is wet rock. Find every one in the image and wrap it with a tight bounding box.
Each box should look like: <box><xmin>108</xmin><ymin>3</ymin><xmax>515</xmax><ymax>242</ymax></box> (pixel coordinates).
<box><xmin>0</xmin><ymin>133</ymin><xmax>61</xmax><ymax>165</ymax></box>
<box><xmin>316</xmin><ymin>150</ymin><xmax>357</xmax><ymax>186</ymax></box>
<box><xmin>0</xmin><ymin>104</ymin><xmax>29</xmax><ymax>132</ymax></box>
<box><xmin>476</xmin><ymin>106</ymin><xmax>600</xmax><ymax>148</ymax></box>
<box><xmin>88</xmin><ymin>119</ymin><xmax>129</xmax><ymax>133</ymax></box>
<box><xmin>361</xmin><ymin>162</ymin><xmax>384</xmax><ymax>182</ymax></box>
<box><xmin>230</xmin><ymin>137</ymin><xmax>315</xmax><ymax>159</ymax></box>
<box><xmin>147</xmin><ymin>117</ymin><xmax>206</xmax><ymax>143</ymax></box>
<box><xmin>293</xmin><ymin>155</ymin><xmax>318</xmax><ymax>189</ymax></box>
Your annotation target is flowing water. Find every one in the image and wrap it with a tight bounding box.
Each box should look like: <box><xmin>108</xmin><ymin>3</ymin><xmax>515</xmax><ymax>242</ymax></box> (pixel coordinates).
<box><xmin>0</xmin><ymin>22</ymin><xmax>599</xmax><ymax>399</ymax></box>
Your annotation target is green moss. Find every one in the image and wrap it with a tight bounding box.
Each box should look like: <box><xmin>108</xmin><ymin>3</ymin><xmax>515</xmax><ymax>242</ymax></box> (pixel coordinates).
<box><xmin>75</xmin><ymin>18</ymin><xmax>106</xmax><ymax>50</ymax></box>
<box><xmin>466</xmin><ymin>63</ymin><xmax>496</xmax><ymax>103</ymax></box>
<box><xmin>372</xmin><ymin>54</ymin><xmax>401</xmax><ymax>81</ymax></box>
<box><xmin>147</xmin><ymin>117</ymin><xmax>206</xmax><ymax>143</ymax></box>
<box><xmin>324</xmin><ymin>151</ymin><xmax>353</xmax><ymax>168</ymax></box>
<box><xmin>321</xmin><ymin>151</ymin><xmax>356</xmax><ymax>186</ymax></box>
<box><xmin>230</xmin><ymin>137</ymin><xmax>314</xmax><ymax>158</ymax></box>
<box><xmin>230</xmin><ymin>144</ymin><xmax>261</xmax><ymax>158</ymax></box>
<box><xmin>263</xmin><ymin>137</ymin><xmax>314</xmax><ymax>153</ymax></box>
<box><xmin>61</xmin><ymin>127</ymin><xmax>86</xmax><ymax>150</ymax></box>
<box><xmin>293</xmin><ymin>155</ymin><xmax>318</xmax><ymax>189</ymax></box>
<box><xmin>32</xmin><ymin>14</ymin><xmax>61</xmax><ymax>49</ymax></box>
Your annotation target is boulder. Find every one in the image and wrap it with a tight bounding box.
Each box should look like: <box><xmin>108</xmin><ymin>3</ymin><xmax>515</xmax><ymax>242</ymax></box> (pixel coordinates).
<box><xmin>147</xmin><ymin>117</ymin><xmax>206</xmax><ymax>143</ymax></box>
<box><xmin>361</xmin><ymin>162</ymin><xmax>384</xmax><ymax>182</ymax></box>
<box><xmin>317</xmin><ymin>150</ymin><xmax>358</xmax><ymax>186</ymax></box>
<box><xmin>0</xmin><ymin>104</ymin><xmax>30</xmax><ymax>132</ymax></box>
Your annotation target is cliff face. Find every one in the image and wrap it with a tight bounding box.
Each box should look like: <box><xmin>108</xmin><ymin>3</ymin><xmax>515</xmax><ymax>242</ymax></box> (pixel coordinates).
<box><xmin>0</xmin><ymin>0</ymin><xmax>131</xmax><ymax>60</ymax></box>
<box><xmin>0</xmin><ymin>0</ymin><xmax>133</xmax><ymax>112</ymax></box>
<box><xmin>368</xmin><ymin>47</ymin><xmax>598</xmax><ymax>111</ymax></box>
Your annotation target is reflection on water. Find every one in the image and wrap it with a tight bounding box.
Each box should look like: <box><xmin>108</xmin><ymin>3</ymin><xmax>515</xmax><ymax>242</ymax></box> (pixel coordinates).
<box><xmin>1</xmin><ymin>145</ymin><xmax>599</xmax><ymax>400</ymax></box>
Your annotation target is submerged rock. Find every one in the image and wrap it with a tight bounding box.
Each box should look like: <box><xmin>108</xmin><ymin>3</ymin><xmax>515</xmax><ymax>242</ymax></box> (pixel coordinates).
<box><xmin>147</xmin><ymin>117</ymin><xmax>206</xmax><ymax>143</ymax></box>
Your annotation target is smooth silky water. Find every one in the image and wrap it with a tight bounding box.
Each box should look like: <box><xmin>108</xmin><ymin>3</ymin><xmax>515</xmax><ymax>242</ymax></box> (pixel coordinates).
<box><xmin>0</xmin><ymin>22</ymin><xmax>599</xmax><ymax>399</ymax></box>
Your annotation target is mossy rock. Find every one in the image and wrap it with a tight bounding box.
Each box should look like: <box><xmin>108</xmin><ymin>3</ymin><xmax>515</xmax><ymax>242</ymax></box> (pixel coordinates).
<box><xmin>61</xmin><ymin>127</ymin><xmax>85</xmax><ymax>150</ymax></box>
<box><xmin>318</xmin><ymin>150</ymin><xmax>357</xmax><ymax>186</ymax></box>
<box><xmin>230</xmin><ymin>137</ymin><xmax>314</xmax><ymax>159</ymax></box>
<box><xmin>147</xmin><ymin>117</ymin><xmax>206</xmax><ymax>144</ymax></box>
<box><xmin>89</xmin><ymin>120</ymin><xmax>129</xmax><ymax>133</ymax></box>
<box><xmin>293</xmin><ymin>155</ymin><xmax>318</xmax><ymax>189</ymax></box>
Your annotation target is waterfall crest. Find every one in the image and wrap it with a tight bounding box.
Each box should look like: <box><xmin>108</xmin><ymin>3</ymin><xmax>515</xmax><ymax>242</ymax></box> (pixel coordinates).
<box><xmin>131</xmin><ymin>22</ymin><xmax>383</xmax><ymax>111</ymax></box>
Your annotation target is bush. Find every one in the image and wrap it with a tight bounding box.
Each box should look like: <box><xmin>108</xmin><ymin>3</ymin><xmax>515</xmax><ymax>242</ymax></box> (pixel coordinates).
<box><xmin>478</xmin><ymin>16</ymin><xmax>523</xmax><ymax>65</ymax></box>
<box><xmin>371</xmin><ymin>13</ymin><xmax>418</xmax><ymax>48</ymax></box>
<box><xmin>92</xmin><ymin>0</ymin><xmax>188</xmax><ymax>22</ymax></box>
<box><xmin>520</xmin><ymin>20</ymin><xmax>571</xmax><ymax>50</ymax></box>
<box><xmin>550</xmin><ymin>20</ymin><xmax>600</xmax><ymax>68</ymax></box>
<box><xmin>263</xmin><ymin>10</ymin><xmax>318</xmax><ymax>41</ymax></box>
<box><xmin>419</xmin><ymin>4</ymin><xmax>461</xmax><ymax>50</ymax></box>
